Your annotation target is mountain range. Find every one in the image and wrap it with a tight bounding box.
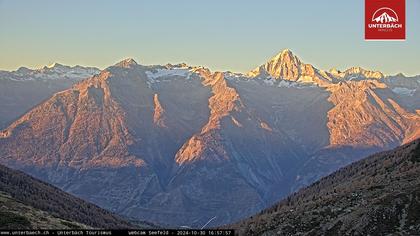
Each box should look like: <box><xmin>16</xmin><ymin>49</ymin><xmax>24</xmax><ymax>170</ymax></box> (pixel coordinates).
<box><xmin>0</xmin><ymin>64</ymin><xmax>99</xmax><ymax>129</ymax></box>
<box><xmin>0</xmin><ymin>49</ymin><xmax>419</xmax><ymax>227</ymax></box>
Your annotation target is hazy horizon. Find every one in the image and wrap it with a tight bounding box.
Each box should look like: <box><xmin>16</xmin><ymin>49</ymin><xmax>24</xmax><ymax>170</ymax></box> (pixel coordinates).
<box><xmin>1</xmin><ymin>0</ymin><xmax>420</xmax><ymax>76</ymax></box>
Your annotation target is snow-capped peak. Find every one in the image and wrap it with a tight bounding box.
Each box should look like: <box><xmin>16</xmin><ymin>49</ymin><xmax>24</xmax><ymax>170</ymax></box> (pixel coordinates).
<box><xmin>247</xmin><ymin>49</ymin><xmax>339</xmax><ymax>86</ymax></box>
<box><xmin>46</xmin><ymin>62</ymin><xmax>65</xmax><ymax>69</ymax></box>
<box><xmin>272</xmin><ymin>49</ymin><xmax>301</xmax><ymax>65</ymax></box>
<box><xmin>114</xmin><ymin>58</ymin><xmax>138</xmax><ymax>68</ymax></box>
<box><xmin>332</xmin><ymin>67</ymin><xmax>384</xmax><ymax>80</ymax></box>
<box><xmin>16</xmin><ymin>67</ymin><xmax>31</xmax><ymax>74</ymax></box>
<box><xmin>0</xmin><ymin>63</ymin><xmax>100</xmax><ymax>81</ymax></box>
<box><xmin>248</xmin><ymin>49</ymin><xmax>303</xmax><ymax>79</ymax></box>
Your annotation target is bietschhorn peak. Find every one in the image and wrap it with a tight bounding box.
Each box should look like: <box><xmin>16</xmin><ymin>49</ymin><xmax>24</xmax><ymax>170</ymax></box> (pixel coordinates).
<box><xmin>114</xmin><ymin>58</ymin><xmax>139</xmax><ymax>68</ymax></box>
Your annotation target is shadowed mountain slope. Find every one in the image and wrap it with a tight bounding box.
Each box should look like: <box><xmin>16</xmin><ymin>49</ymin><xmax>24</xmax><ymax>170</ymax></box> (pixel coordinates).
<box><xmin>232</xmin><ymin>139</ymin><xmax>420</xmax><ymax>235</ymax></box>
<box><xmin>0</xmin><ymin>163</ymin><xmax>133</xmax><ymax>229</ymax></box>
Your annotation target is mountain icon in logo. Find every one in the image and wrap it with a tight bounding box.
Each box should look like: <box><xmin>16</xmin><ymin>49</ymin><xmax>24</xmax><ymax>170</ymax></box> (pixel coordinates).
<box><xmin>372</xmin><ymin>7</ymin><xmax>399</xmax><ymax>23</ymax></box>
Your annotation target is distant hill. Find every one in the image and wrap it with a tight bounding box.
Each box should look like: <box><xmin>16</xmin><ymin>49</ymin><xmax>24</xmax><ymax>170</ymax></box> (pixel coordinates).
<box><xmin>0</xmin><ymin>163</ymin><xmax>133</xmax><ymax>229</ymax></box>
<box><xmin>232</xmin><ymin>139</ymin><xmax>420</xmax><ymax>235</ymax></box>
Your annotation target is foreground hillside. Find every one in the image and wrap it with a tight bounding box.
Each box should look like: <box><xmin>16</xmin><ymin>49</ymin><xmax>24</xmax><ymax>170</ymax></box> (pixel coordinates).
<box><xmin>233</xmin><ymin>139</ymin><xmax>420</xmax><ymax>235</ymax></box>
<box><xmin>0</xmin><ymin>164</ymin><xmax>133</xmax><ymax>229</ymax></box>
<box><xmin>0</xmin><ymin>192</ymin><xmax>90</xmax><ymax>229</ymax></box>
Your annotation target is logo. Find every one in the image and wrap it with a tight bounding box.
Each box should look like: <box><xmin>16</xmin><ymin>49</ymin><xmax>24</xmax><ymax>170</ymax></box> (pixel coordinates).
<box><xmin>372</xmin><ymin>8</ymin><xmax>398</xmax><ymax>23</ymax></box>
<box><xmin>365</xmin><ymin>0</ymin><xmax>405</xmax><ymax>40</ymax></box>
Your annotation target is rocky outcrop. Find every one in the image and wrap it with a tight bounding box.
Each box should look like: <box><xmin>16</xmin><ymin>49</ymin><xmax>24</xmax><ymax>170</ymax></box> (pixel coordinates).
<box><xmin>326</xmin><ymin>80</ymin><xmax>419</xmax><ymax>148</ymax></box>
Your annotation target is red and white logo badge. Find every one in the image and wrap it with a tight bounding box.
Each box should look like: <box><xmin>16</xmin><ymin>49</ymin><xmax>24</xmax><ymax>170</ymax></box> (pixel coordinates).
<box><xmin>365</xmin><ymin>0</ymin><xmax>405</xmax><ymax>40</ymax></box>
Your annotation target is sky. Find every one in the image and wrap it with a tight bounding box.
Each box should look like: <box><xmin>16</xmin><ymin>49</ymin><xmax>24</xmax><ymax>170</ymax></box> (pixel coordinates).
<box><xmin>1</xmin><ymin>0</ymin><xmax>419</xmax><ymax>76</ymax></box>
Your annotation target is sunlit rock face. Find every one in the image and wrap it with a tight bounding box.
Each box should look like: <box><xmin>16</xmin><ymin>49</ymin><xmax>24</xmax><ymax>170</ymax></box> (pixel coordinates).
<box><xmin>248</xmin><ymin>49</ymin><xmax>334</xmax><ymax>86</ymax></box>
<box><xmin>0</xmin><ymin>52</ymin><xmax>419</xmax><ymax>227</ymax></box>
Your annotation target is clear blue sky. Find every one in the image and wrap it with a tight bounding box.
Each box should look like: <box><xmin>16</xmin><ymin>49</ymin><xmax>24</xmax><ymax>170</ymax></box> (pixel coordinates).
<box><xmin>1</xmin><ymin>0</ymin><xmax>419</xmax><ymax>75</ymax></box>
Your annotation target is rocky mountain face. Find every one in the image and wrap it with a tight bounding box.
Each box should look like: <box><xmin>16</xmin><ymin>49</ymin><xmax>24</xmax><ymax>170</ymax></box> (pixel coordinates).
<box><xmin>0</xmin><ymin>50</ymin><xmax>419</xmax><ymax>227</ymax></box>
<box><xmin>0</xmin><ymin>64</ymin><xmax>99</xmax><ymax>129</ymax></box>
<box><xmin>0</xmin><ymin>163</ymin><xmax>133</xmax><ymax>229</ymax></box>
<box><xmin>247</xmin><ymin>49</ymin><xmax>333</xmax><ymax>86</ymax></box>
<box><xmin>232</xmin><ymin>139</ymin><xmax>420</xmax><ymax>236</ymax></box>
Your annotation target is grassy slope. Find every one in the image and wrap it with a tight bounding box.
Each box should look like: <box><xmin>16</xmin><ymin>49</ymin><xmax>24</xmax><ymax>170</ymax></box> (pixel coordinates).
<box><xmin>0</xmin><ymin>192</ymin><xmax>91</xmax><ymax>229</ymax></box>
<box><xmin>0</xmin><ymin>164</ymin><xmax>134</xmax><ymax>229</ymax></box>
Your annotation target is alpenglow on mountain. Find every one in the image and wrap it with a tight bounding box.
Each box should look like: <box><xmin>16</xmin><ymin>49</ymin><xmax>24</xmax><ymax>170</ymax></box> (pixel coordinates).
<box><xmin>0</xmin><ymin>49</ymin><xmax>419</xmax><ymax>227</ymax></box>
<box><xmin>0</xmin><ymin>64</ymin><xmax>100</xmax><ymax>129</ymax></box>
